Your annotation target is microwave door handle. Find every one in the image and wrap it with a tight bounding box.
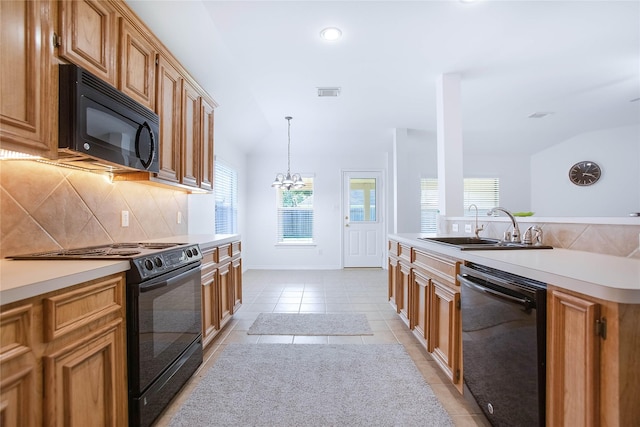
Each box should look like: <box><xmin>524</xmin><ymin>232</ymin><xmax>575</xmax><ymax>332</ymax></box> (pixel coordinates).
<box><xmin>135</xmin><ymin>121</ymin><xmax>155</xmax><ymax>170</ymax></box>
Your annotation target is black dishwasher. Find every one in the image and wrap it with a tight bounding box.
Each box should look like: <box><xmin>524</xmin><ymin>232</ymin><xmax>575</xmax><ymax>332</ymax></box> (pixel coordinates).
<box><xmin>458</xmin><ymin>262</ymin><xmax>546</xmax><ymax>427</ymax></box>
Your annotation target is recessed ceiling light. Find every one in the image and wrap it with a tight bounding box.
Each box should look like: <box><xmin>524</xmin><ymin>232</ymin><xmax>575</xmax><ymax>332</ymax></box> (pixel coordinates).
<box><xmin>320</xmin><ymin>27</ymin><xmax>342</xmax><ymax>41</ymax></box>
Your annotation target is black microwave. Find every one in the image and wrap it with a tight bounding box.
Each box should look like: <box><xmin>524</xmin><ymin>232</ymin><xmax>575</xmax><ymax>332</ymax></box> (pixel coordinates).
<box><xmin>58</xmin><ymin>64</ymin><xmax>159</xmax><ymax>173</ymax></box>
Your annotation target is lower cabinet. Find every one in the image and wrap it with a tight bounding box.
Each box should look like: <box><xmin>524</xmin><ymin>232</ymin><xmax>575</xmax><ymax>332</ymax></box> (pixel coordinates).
<box><xmin>0</xmin><ymin>273</ymin><xmax>128</xmax><ymax>427</ymax></box>
<box><xmin>547</xmin><ymin>286</ymin><xmax>640</xmax><ymax>426</ymax></box>
<box><xmin>200</xmin><ymin>240</ymin><xmax>242</xmax><ymax>348</ymax></box>
<box><xmin>387</xmin><ymin>240</ymin><xmax>463</xmax><ymax>392</ymax></box>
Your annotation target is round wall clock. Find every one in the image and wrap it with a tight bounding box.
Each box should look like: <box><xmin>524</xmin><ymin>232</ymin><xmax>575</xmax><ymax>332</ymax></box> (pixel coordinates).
<box><xmin>569</xmin><ymin>161</ymin><xmax>601</xmax><ymax>186</ymax></box>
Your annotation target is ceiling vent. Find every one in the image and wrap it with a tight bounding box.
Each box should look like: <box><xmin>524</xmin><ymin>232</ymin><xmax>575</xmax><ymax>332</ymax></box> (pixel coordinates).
<box><xmin>317</xmin><ymin>87</ymin><xmax>341</xmax><ymax>97</ymax></box>
<box><xmin>528</xmin><ymin>112</ymin><xmax>554</xmax><ymax>119</ymax></box>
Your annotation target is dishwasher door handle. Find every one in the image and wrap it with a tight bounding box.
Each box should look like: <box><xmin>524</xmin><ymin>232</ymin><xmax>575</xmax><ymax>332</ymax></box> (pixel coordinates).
<box><xmin>458</xmin><ymin>274</ymin><xmax>531</xmax><ymax>308</ymax></box>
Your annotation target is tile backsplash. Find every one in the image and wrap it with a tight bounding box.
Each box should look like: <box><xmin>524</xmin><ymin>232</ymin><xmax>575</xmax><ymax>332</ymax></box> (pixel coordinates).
<box><xmin>0</xmin><ymin>160</ymin><xmax>188</xmax><ymax>258</ymax></box>
<box><xmin>445</xmin><ymin>218</ymin><xmax>640</xmax><ymax>259</ymax></box>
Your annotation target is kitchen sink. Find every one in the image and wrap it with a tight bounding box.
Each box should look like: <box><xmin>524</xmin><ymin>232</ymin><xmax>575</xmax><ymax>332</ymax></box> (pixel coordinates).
<box><xmin>418</xmin><ymin>236</ymin><xmax>553</xmax><ymax>250</ymax></box>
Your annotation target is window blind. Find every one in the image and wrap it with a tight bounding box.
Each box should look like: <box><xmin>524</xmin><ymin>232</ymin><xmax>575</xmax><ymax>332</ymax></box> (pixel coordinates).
<box><xmin>276</xmin><ymin>176</ymin><xmax>314</xmax><ymax>244</ymax></box>
<box><xmin>420</xmin><ymin>178</ymin><xmax>439</xmax><ymax>233</ymax></box>
<box><xmin>214</xmin><ymin>159</ymin><xmax>238</xmax><ymax>234</ymax></box>
<box><xmin>420</xmin><ymin>177</ymin><xmax>500</xmax><ymax>232</ymax></box>
<box><xmin>463</xmin><ymin>178</ymin><xmax>500</xmax><ymax>216</ymax></box>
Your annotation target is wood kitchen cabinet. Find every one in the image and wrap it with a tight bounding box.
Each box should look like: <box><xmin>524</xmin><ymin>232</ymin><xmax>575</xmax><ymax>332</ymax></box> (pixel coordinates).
<box><xmin>547</xmin><ymin>286</ymin><xmax>640</xmax><ymax>426</ymax></box>
<box><xmin>58</xmin><ymin>0</ymin><xmax>118</xmax><ymax>86</ymax></box>
<box><xmin>200</xmin><ymin>97</ymin><xmax>216</xmax><ymax>191</ymax></box>
<box><xmin>387</xmin><ymin>240</ymin><xmax>463</xmax><ymax>393</ymax></box>
<box><xmin>200</xmin><ymin>241</ymin><xmax>242</xmax><ymax>348</ymax></box>
<box><xmin>118</xmin><ymin>16</ymin><xmax>157</xmax><ymax>110</ymax></box>
<box><xmin>0</xmin><ymin>0</ymin><xmax>57</xmax><ymax>158</ymax></box>
<box><xmin>0</xmin><ymin>273</ymin><xmax>128</xmax><ymax>427</ymax></box>
<box><xmin>387</xmin><ymin>241</ymin><xmax>399</xmax><ymax>312</ymax></box>
<box><xmin>181</xmin><ymin>79</ymin><xmax>201</xmax><ymax>188</ymax></box>
<box><xmin>155</xmin><ymin>53</ymin><xmax>182</xmax><ymax>183</ymax></box>
<box><xmin>397</xmin><ymin>244</ymin><xmax>412</xmax><ymax>327</ymax></box>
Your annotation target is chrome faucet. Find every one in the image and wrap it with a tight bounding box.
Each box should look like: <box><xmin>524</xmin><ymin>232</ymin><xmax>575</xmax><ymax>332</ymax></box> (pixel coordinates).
<box><xmin>523</xmin><ymin>225</ymin><xmax>544</xmax><ymax>246</ymax></box>
<box><xmin>468</xmin><ymin>204</ymin><xmax>484</xmax><ymax>239</ymax></box>
<box><xmin>487</xmin><ymin>207</ymin><xmax>521</xmax><ymax>243</ymax></box>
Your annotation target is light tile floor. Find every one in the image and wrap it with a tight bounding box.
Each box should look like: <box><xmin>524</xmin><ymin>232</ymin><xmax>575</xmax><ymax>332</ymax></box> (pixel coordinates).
<box><xmin>155</xmin><ymin>269</ymin><xmax>490</xmax><ymax>426</ymax></box>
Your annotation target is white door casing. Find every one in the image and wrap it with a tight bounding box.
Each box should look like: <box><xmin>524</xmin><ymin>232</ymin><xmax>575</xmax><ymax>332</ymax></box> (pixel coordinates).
<box><xmin>342</xmin><ymin>171</ymin><xmax>384</xmax><ymax>268</ymax></box>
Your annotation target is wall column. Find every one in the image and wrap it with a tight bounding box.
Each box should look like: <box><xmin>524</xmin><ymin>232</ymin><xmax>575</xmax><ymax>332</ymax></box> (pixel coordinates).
<box><xmin>436</xmin><ymin>73</ymin><xmax>464</xmax><ymax>218</ymax></box>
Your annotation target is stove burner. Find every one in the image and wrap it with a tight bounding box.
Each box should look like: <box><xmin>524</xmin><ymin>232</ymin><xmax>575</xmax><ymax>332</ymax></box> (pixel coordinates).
<box><xmin>139</xmin><ymin>243</ymin><xmax>181</xmax><ymax>249</ymax></box>
<box><xmin>111</xmin><ymin>243</ymin><xmax>141</xmax><ymax>249</ymax></box>
<box><xmin>110</xmin><ymin>250</ymin><xmax>142</xmax><ymax>256</ymax></box>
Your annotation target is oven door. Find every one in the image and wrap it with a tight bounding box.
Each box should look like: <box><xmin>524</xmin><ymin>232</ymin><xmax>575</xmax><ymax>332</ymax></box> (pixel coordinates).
<box><xmin>128</xmin><ymin>262</ymin><xmax>202</xmax><ymax>395</ymax></box>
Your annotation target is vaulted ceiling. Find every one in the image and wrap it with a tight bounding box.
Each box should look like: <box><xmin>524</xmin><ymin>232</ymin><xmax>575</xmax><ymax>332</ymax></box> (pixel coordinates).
<box><xmin>126</xmin><ymin>0</ymin><xmax>640</xmax><ymax>157</ymax></box>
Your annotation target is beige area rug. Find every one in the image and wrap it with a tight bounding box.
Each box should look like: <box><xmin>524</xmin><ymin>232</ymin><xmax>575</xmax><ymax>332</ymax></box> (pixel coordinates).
<box><xmin>247</xmin><ymin>312</ymin><xmax>373</xmax><ymax>335</ymax></box>
<box><xmin>169</xmin><ymin>343</ymin><xmax>454</xmax><ymax>427</ymax></box>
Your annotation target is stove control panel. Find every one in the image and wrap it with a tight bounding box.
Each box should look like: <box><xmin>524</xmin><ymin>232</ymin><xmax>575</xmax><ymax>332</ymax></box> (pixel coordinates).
<box><xmin>130</xmin><ymin>244</ymin><xmax>202</xmax><ymax>282</ymax></box>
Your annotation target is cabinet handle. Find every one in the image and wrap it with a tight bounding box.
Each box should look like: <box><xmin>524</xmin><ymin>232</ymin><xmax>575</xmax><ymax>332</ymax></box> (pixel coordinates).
<box><xmin>52</xmin><ymin>32</ymin><xmax>61</xmax><ymax>48</ymax></box>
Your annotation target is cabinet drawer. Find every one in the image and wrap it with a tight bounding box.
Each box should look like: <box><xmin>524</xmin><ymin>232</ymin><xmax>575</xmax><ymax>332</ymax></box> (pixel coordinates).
<box><xmin>201</xmin><ymin>248</ymin><xmax>217</xmax><ymax>269</ymax></box>
<box><xmin>388</xmin><ymin>240</ymin><xmax>399</xmax><ymax>256</ymax></box>
<box><xmin>232</xmin><ymin>241</ymin><xmax>241</xmax><ymax>256</ymax></box>
<box><xmin>413</xmin><ymin>250</ymin><xmax>458</xmax><ymax>285</ymax></box>
<box><xmin>0</xmin><ymin>304</ymin><xmax>33</xmax><ymax>363</ymax></box>
<box><xmin>217</xmin><ymin>244</ymin><xmax>232</xmax><ymax>263</ymax></box>
<box><xmin>43</xmin><ymin>275</ymin><xmax>124</xmax><ymax>341</ymax></box>
<box><xmin>398</xmin><ymin>244</ymin><xmax>411</xmax><ymax>262</ymax></box>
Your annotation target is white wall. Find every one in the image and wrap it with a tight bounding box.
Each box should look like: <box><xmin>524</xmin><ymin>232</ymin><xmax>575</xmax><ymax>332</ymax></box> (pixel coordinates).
<box><xmin>531</xmin><ymin>125</ymin><xmax>640</xmax><ymax>216</ymax></box>
<box><xmin>243</xmin><ymin>146</ymin><xmax>390</xmax><ymax>270</ymax></box>
<box><xmin>392</xmin><ymin>130</ymin><xmax>531</xmax><ymax>234</ymax></box>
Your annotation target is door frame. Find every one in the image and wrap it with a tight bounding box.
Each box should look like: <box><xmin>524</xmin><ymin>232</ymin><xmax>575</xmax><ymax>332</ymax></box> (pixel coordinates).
<box><xmin>341</xmin><ymin>169</ymin><xmax>386</xmax><ymax>268</ymax></box>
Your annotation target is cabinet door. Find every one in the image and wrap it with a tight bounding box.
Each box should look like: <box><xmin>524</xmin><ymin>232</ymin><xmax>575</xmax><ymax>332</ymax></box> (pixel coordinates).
<box><xmin>43</xmin><ymin>319</ymin><xmax>126</xmax><ymax>427</ymax></box>
<box><xmin>412</xmin><ymin>270</ymin><xmax>430</xmax><ymax>346</ymax></box>
<box><xmin>0</xmin><ymin>304</ymin><xmax>38</xmax><ymax>427</ymax></box>
<box><xmin>201</xmin><ymin>269</ymin><xmax>219</xmax><ymax>348</ymax></box>
<box><xmin>429</xmin><ymin>280</ymin><xmax>460</xmax><ymax>384</ymax></box>
<box><xmin>118</xmin><ymin>18</ymin><xmax>156</xmax><ymax>110</ymax></box>
<box><xmin>231</xmin><ymin>258</ymin><xmax>242</xmax><ymax>313</ymax></box>
<box><xmin>199</xmin><ymin>97</ymin><xmax>215</xmax><ymax>191</ymax></box>
<box><xmin>547</xmin><ymin>289</ymin><xmax>600</xmax><ymax>427</ymax></box>
<box><xmin>217</xmin><ymin>262</ymin><xmax>232</xmax><ymax>328</ymax></box>
<box><xmin>387</xmin><ymin>257</ymin><xmax>398</xmax><ymax>311</ymax></box>
<box><xmin>398</xmin><ymin>261</ymin><xmax>412</xmax><ymax>327</ymax></box>
<box><xmin>181</xmin><ymin>79</ymin><xmax>200</xmax><ymax>187</ymax></box>
<box><xmin>155</xmin><ymin>54</ymin><xmax>181</xmax><ymax>183</ymax></box>
<box><xmin>0</xmin><ymin>0</ymin><xmax>56</xmax><ymax>157</ymax></box>
<box><xmin>58</xmin><ymin>0</ymin><xmax>117</xmax><ymax>86</ymax></box>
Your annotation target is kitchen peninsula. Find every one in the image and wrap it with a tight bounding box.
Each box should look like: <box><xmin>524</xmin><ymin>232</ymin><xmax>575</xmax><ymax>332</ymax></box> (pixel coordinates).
<box><xmin>388</xmin><ymin>233</ymin><xmax>640</xmax><ymax>426</ymax></box>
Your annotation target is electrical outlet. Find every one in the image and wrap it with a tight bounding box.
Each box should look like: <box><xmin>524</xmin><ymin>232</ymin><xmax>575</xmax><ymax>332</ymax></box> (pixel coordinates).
<box><xmin>465</xmin><ymin>223</ymin><xmax>472</xmax><ymax>233</ymax></box>
<box><xmin>452</xmin><ymin>223</ymin><xmax>459</xmax><ymax>232</ymax></box>
<box><xmin>121</xmin><ymin>210</ymin><xmax>129</xmax><ymax>227</ymax></box>
<box><xmin>177</xmin><ymin>211</ymin><xmax>182</xmax><ymax>224</ymax></box>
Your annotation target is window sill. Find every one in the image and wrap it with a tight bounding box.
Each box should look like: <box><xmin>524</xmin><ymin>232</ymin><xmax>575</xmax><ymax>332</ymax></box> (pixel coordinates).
<box><xmin>275</xmin><ymin>242</ymin><xmax>317</xmax><ymax>247</ymax></box>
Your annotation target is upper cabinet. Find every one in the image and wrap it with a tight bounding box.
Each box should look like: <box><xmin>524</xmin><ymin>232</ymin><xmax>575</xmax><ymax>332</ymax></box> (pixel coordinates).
<box><xmin>58</xmin><ymin>0</ymin><xmax>118</xmax><ymax>86</ymax></box>
<box><xmin>0</xmin><ymin>0</ymin><xmax>57</xmax><ymax>158</ymax></box>
<box><xmin>118</xmin><ymin>17</ymin><xmax>157</xmax><ymax>110</ymax></box>
<box><xmin>1</xmin><ymin>0</ymin><xmax>216</xmax><ymax>192</ymax></box>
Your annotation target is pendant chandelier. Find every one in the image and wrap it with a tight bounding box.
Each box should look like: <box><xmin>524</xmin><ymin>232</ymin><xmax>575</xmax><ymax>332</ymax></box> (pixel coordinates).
<box><xmin>271</xmin><ymin>116</ymin><xmax>304</xmax><ymax>190</ymax></box>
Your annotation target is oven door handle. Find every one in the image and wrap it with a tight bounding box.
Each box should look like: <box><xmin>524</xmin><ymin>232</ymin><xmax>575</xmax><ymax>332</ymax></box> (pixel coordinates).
<box><xmin>458</xmin><ymin>274</ymin><xmax>531</xmax><ymax>308</ymax></box>
<box><xmin>139</xmin><ymin>265</ymin><xmax>200</xmax><ymax>293</ymax></box>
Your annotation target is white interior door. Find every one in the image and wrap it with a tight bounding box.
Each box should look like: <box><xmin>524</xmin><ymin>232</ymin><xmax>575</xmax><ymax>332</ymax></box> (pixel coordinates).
<box><xmin>343</xmin><ymin>171</ymin><xmax>383</xmax><ymax>268</ymax></box>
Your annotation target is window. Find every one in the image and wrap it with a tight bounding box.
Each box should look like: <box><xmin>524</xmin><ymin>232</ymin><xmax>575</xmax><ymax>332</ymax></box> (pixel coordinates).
<box><xmin>420</xmin><ymin>178</ymin><xmax>439</xmax><ymax>233</ymax></box>
<box><xmin>214</xmin><ymin>159</ymin><xmax>238</xmax><ymax>234</ymax></box>
<box><xmin>276</xmin><ymin>176</ymin><xmax>314</xmax><ymax>244</ymax></box>
<box><xmin>463</xmin><ymin>178</ymin><xmax>500</xmax><ymax>216</ymax></box>
<box><xmin>419</xmin><ymin>177</ymin><xmax>499</xmax><ymax>233</ymax></box>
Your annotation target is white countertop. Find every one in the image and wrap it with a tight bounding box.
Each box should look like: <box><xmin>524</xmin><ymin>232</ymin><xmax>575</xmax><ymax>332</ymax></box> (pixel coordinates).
<box><xmin>0</xmin><ymin>234</ymin><xmax>240</xmax><ymax>306</ymax></box>
<box><xmin>390</xmin><ymin>233</ymin><xmax>640</xmax><ymax>304</ymax></box>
